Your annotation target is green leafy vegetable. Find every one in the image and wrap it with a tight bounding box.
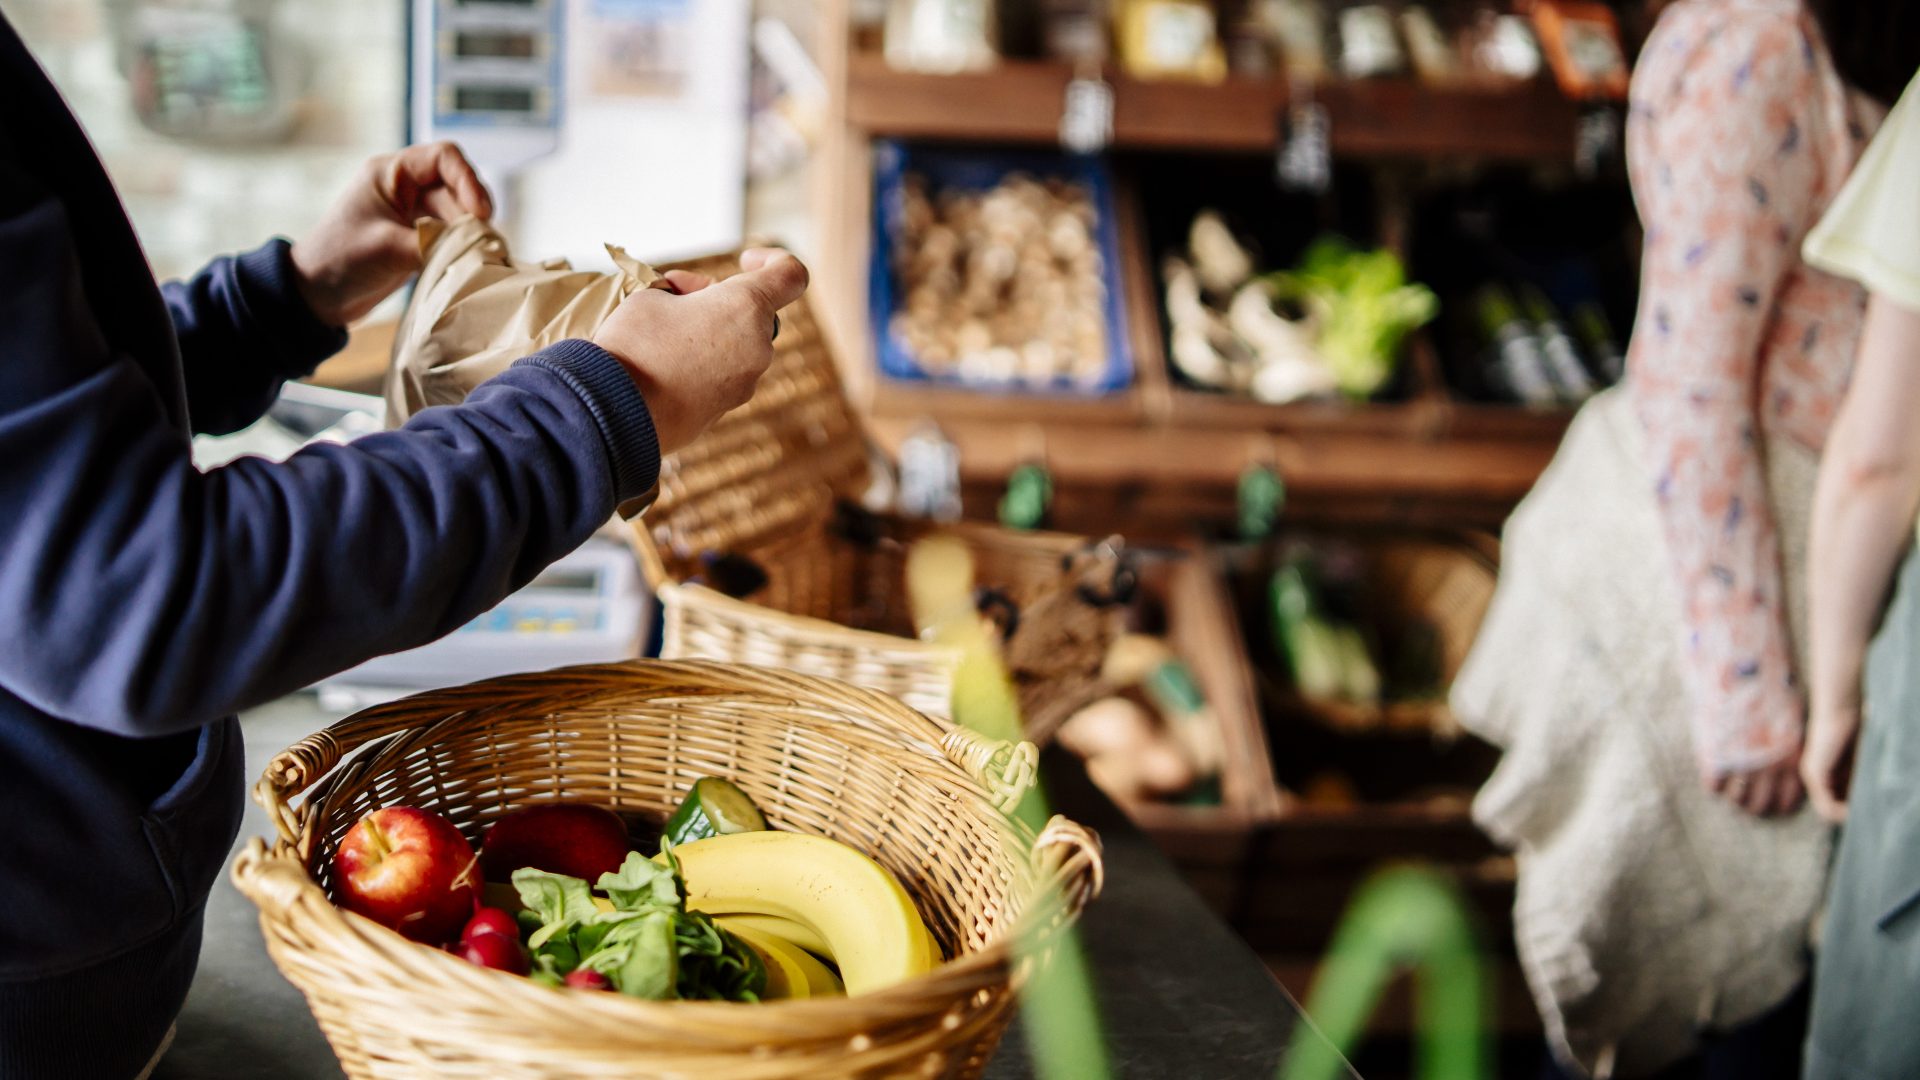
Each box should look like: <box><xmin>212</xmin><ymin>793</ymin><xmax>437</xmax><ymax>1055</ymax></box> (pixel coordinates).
<box><xmin>598</xmin><ymin>851</ymin><xmax>682</xmax><ymax>911</ymax></box>
<box><xmin>512</xmin><ymin>868</ymin><xmax>600</xmax><ymax>949</ymax></box>
<box><xmin>580</xmin><ymin>909</ymin><xmax>678</xmax><ymax>1001</ymax></box>
<box><xmin>510</xmin><ymin>850</ymin><xmax>764</xmax><ymax>1002</ymax></box>
<box><xmin>1268</xmin><ymin>237</ymin><xmax>1438</xmax><ymax>400</ymax></box>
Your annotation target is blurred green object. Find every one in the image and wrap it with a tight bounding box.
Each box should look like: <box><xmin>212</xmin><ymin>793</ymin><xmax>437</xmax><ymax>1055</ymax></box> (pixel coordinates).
<box><xmin>1270</xmin><ymin>555</ymin><xmax>1381</xmax><ymax>705</ymax></box>
<box><xmin>1281</xmin><ymin>866</ymin><xmax>1491</xmax><ymax>1080</ymax></box>
<box><xmin>904</xmin><ymin>535</ymin><xmax>1114</xmax><ymax>1080</ymax></box>
<box><xmin>1269</xmin><ymin>237</ymin><xmax>1438</xmax><ymax>400</ymax></box>
<box><xmin>1238</xmin><ymin>464</ymin><xmax>1287</xmax><ymax>540</ymax></box>
<box><xmin>999</xmin><ymin>463</ymin><xmax>1054</xmax><ymax>531</ymax></box>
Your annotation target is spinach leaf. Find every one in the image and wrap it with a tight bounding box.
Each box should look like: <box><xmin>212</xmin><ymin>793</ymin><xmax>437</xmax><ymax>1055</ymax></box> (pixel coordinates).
<box><xmin>580</xmin><ymin>910</ymin><xmax>678</xmax><ymax>1000</ymax></box>
<box><xmin>511</xmin><ymin>867</ymin><xmax>601</xmax><ymax>949</ymax></box>
<box><xmin>596</xmin><ymin>851</ymin><xmax>681</xmax><ymax>910</ymax></box>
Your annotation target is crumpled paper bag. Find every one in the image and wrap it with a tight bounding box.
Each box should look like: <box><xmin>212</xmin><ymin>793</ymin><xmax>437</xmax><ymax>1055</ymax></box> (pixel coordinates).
<box><xmin>385</xmin><ymin>215</ymin><xmax>672</xmax><ymax>424</ymax></box>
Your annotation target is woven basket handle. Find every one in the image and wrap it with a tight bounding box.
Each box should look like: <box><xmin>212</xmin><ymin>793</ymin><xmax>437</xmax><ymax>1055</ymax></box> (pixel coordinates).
<box><xmin>251</xmin><ymin>695</ymin><xmax>445</xmax><ymax>846</ymax></box>
<box><xmin>938</xmin><ymin>727</ymin><xmax>1040</xmax><ymax>813</ymax></box>
<box><xmin>254</xmin><ymin>729</ymin><xmax>352</xmax><ymax>847</ymax></box>
<box><xmin>230</xmin><ymin>837</ymin><xmax>315</xmax><ymax>918</ymax></box>
<box><xmin>1031</xmin><ymin>815</ymin><xmax>1104</xmax><ymax>915</ymax></box>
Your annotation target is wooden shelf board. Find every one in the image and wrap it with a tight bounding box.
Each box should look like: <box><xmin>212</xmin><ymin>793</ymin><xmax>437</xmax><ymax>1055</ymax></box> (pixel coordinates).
<box><xmin>846</xmin><ymin>56</ymin><xmax>1580</xmax><ymax>161</ymax></box>
<box><xmin>1440</xmin><ymin>400</ymin><xmax>1578</xmax><ymax>440</ymax></box>
<box><xmin>871</xmin><ymin>412</ymin><xmax>1558</xmax><ymax>505</ymax></box>
<box><xmin>1163</xmin><ymin>389</ymin><xmax>1454</xmax><ymax>439</ymax></box>
<box><xmin>1314</xmin><ymin>78</ymin><xmax>1579</xmax><ymax>161</ymax></box>
<box><xmin>846</xmin><ymin>55</ymin><xmax>1286</xmax><ymax>151</ymax></box>
<box><xmin>868</xmin><ymin>377</ymin><xmax>1147</xmax><ymax>425</ymax></box>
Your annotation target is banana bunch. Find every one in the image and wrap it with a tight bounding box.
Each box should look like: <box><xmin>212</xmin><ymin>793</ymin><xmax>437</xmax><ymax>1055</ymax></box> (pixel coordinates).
<box><xmin>662</xmin><ymin>832</ymin><xmax>941</xmax><ymax>997</ymax></box>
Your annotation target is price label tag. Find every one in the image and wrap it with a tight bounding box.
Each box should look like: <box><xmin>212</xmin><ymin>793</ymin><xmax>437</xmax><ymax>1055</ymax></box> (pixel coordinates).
<box><xmin>1277</xmin><ymin>101</ymin><xmax>1331</xmax><ymax>193</ymax></box>
<box><xmin>1060</xmin><ymin>76</ymin><xmax>1114</xmax><ymax>155</ymax></box>
<box><xmin>898</xmin><ymin>423</ymin><xmax>963</xmax><ymax>522</ymax></box>
<box><xmin>1575</xmin><ymin>104</ymin><xmax>1622</xmax><ymax>178</ymax></box>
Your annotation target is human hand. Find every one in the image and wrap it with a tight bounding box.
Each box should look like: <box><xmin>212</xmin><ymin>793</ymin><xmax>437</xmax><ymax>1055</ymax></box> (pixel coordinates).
<box><xmin>591</xmin><ymin>248</ymin><xmax>808</xmax><ymax>454</ymax></box>
<box><xmin>291</xmin><ymin>141</ymin><xmax>493</xmax><ymax>327</ymax></box>
<box><xmin>1708</xmin><ymin>751</ymin><xmax>1805</xmax><ymax>817</ymax></box>
<box><xmin>1801</xmin><ymin>700</ymin><xmax>1862</xmax><ymax>823</ymax></box>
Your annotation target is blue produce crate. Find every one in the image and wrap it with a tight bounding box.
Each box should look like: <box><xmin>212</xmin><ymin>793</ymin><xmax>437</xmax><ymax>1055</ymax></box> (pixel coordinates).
<box><xmin>869</xmin><ymin>141</ymin><xmax>1133</xmax><ymax>395</ymax></box>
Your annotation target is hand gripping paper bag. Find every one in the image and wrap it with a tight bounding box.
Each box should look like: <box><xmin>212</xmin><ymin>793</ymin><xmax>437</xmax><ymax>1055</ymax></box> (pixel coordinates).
<box><xmin>385</xmin><ymin>215</ymin><xmax>672</xmax><ymax>424</ymax></box>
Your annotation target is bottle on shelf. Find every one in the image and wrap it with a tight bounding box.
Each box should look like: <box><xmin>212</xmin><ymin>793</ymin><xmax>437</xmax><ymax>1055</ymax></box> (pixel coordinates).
<box><xmin>1572</xmin><ymin>300</ymin><xmax>1626</xmax><ymax>385</ymax></box>
<box><xmin>1519</xmin><ymin>284</ymin><xmax>1596</xmax><ymax>405</ymax></box>
<box><xmin>1472</xmin><ymin>284</ymin><xmax>1558</xmax><ymax>407</ymax></box>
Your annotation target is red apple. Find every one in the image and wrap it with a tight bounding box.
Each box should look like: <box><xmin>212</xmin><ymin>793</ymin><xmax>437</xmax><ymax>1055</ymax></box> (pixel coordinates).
<box><xmin>481</xmin><ymin>803</ymin><xmax>631</xmax><ymax>882</ymax></box>
<box><xmin>459</xmin><ymin>931</ymin><xmax>531</xmax><ymax>975</ymax></box>
<box><xmin>462</xmin><ymin>907</ymin><xmax>520</xmax><ymax>944</ymax></box>
<box><xmin>331</xmin><ymin>806</ymin><xmax>479</xmax><ymax>944</ymax></box>
<box><xmin>564</xmin><ymin>968</ymin><xmax>613</xmax><ymax>990</ymax></box>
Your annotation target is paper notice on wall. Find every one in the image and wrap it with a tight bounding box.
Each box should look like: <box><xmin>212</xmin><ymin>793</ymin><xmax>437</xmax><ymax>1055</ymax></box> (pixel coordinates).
<box><xmin>586</xmin><ymin>0</ymin><xmax>692</xmax><ymax>98</ymax></box>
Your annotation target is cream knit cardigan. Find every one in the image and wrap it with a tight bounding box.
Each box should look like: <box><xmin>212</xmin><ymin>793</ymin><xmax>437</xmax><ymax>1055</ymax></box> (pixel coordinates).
<box><xmin>1452</xmin><ymin>389</ymin><xmax>1832</xmax><ymax>1077</ymax></box>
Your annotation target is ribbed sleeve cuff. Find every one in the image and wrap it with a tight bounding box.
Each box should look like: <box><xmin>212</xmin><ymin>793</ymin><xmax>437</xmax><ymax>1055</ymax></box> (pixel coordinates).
<box><xmin>520</xmin><ymin>340</ymin><xmax>662</xmax><ymax>511</ymax></box>
<box><xmin>232</xmin><ymin>238</ymin><xmax>350</xmax><ymax>378</ymax></box>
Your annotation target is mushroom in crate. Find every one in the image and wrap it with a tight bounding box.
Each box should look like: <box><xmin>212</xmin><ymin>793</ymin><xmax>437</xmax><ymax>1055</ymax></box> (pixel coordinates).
<box><xmin>1056</xmin><ymin>646</ymin><xmax>1219</xmax><ymax>806</ymax></box>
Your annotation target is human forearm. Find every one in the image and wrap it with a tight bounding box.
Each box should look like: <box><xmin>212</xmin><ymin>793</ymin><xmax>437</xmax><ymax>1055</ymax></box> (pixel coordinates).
<box><xmin>1808</xmin><ymin>296</ymin><xmax>1920</xmax><ymax>717</ymax></box>
<box><xmin>1630</xmin><ymin>355</ymin><xmax>1802</xmax><ymax>774</ymax></box>
<box><xmin>163</xmin><ymin>239</ymin><xmax>350</xmax><ymax>435</ymax></box>
<box><xmin>0</xmin><ymin>342</ymin><xmax>659</xmax><ymax>737</ymax></box>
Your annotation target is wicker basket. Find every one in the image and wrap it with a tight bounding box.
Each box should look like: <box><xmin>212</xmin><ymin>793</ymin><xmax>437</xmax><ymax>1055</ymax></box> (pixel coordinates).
<box><xmin>231</xmin><ymin>660</ymin><xmax>1102</xmax><ymax>1080</ymax></box>
<box><xmin>633</xmin><ymin>251</ymin><xmax>1131</xmax><ymax>743</ymax></box>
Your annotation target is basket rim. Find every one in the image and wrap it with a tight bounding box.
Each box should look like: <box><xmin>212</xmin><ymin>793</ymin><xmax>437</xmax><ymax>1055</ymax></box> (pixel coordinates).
<box><xmin>659</xmin><ymin>580</ymin><xmax>962</xmax><ymax>658</ymax></box>
<box><xmin>234</xmin><ymin>660</ymin><xmax>1102</xmax><ymax>1028</ymax></box>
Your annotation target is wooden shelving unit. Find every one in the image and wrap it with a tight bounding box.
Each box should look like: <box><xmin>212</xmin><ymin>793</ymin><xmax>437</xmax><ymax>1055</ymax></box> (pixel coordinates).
<box><xmin>812</xmin><ymin>18</ymin><xmax>1586</xmax><ymax>538</ymax></box>
<box><xmin>805</xmin><ymin>18</ymin><xmax>1628</xmax><ymax>1052</ymax></box>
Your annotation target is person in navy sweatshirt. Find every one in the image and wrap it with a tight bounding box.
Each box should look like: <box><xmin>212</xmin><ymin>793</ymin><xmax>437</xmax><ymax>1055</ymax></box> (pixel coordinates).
<box><xmin>0</xmin><ymin>15</ymin><xmax>808</xmax><ymax>1078</ymax></box>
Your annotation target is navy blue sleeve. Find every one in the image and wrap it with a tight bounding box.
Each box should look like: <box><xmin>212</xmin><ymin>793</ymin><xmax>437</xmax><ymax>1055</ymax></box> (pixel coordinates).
<box><xmin>161</xmin><ymin>238</ymin><xmax>350</xmax><ymax>436</ymax></box>
<box><xmin>0</xmin><ymin>173</ymin><xmax>661</xmax><ymax>738</ymax></box>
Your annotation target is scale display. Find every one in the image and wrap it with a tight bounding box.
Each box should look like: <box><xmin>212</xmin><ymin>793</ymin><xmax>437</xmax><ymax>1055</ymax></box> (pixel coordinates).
<box><xmin>413</xmin><ymin>0</ymin><xmax>562</xmax><ymax>134</ymax></box>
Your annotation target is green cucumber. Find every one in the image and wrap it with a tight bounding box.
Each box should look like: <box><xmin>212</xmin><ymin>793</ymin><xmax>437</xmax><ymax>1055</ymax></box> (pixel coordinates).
<box><xmin>663</xmin><ymin>778</ymin><xmax>768</xmax><ymax>847</ymax></box>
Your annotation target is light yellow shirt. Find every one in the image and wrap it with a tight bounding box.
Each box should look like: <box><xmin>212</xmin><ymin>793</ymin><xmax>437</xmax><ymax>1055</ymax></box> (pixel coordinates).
<box><xmin>1805</xmin><ymin>69</ymin><xmax>1920</xmax><ymax>311</ymax></box>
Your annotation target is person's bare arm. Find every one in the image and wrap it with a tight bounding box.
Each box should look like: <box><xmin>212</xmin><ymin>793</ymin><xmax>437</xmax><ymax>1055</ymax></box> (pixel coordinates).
<box><xmin>1803</xmin><ymin>293</ymin><xmax>1920</xmax><ymax>821</ymax></box>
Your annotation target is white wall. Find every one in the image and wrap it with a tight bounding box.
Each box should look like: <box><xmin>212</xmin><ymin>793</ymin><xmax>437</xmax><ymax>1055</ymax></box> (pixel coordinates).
<box><xmin>10</xmin><ymin>0</ymin><xmax>407</xmax><ymax>281</ymax></box>
<box><xmin>510</xmin><ymin>0</ymin><xmax>750</xmax><ymax>269</ymax></box>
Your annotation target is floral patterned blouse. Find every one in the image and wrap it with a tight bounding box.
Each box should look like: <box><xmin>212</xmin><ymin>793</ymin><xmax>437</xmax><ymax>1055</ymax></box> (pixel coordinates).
<box><xmin>1626</xmin><ymin>0</ymin><xmax>1879</xmax><ymax>773</ymax></box>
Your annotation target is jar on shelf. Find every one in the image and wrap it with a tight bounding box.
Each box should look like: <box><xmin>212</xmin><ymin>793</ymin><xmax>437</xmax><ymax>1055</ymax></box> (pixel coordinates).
<box><xmin>883</xmin><ymin>0</ymin><xmax>999</xmax><ymax>74</ymax></box>
<box><xmin>1041</xmin><ymin>0</ymin><xmax>1112</xmax><ymax>65</ymax></box>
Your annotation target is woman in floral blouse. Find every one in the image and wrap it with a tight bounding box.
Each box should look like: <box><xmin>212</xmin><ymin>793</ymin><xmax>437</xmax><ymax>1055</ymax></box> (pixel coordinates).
<box><xmin>1453</xmin><ymin>0</ymin><xmax>1919</xmax><ymax>1074</ymax></box>
<box><xmin>1630</xmin><ymin>0</ymin><xmax>1887</xmax><ymax>810</ymax></box>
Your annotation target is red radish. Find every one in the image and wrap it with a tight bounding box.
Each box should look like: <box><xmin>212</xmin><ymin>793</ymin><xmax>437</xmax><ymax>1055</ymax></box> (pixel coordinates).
<box><xmin>458</xmin><ymin>931</ymin><xmax>531</xmax><ymax>975</ymax></box>
<box><xmin>462</xmin><ymin>907</ymin><xmax>520</xmax><ymax>944</ymax></box>
<box><xmin>564</xmin><ymin>969</ymin><xmax>613</xmax><ymax>991</ymax></box>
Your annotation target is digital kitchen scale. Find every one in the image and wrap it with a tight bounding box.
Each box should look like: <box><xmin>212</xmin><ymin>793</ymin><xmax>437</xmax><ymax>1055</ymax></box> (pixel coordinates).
<box><xmin>410</xmin><ymin>0</ymin><xmax>565</xmax><ymax>211</ymax></box>
<box><xmin>319</xmin><ymin>536</ymin><xmax>648</xmax><ymax>707</ymax></box>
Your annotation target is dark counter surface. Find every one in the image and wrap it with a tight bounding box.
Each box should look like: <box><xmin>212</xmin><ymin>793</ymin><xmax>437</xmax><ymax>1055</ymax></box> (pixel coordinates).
<box><xmin>155</xmin><ymin>696</ymin><xmax>1348</xmax><ymax>1079</ymax></box>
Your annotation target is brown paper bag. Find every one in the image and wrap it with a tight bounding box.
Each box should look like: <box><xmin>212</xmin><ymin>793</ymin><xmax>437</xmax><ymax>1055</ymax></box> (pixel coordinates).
<box><xmin>385</xmin><ymin>215</ymin><xmax>672</xmax><ymax>424</ymax></box>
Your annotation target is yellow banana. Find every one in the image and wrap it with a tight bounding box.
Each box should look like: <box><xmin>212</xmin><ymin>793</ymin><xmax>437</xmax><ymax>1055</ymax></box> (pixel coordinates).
<box><xmin>719</xmin><ymin>918</ymin><xmax>842</xmax><ymax>998</ymax></box>
<box><xmin>714</xmin><ymin>912</ymin><xmax>833</xmax><ymax>960</ymax></box>
<box><xmin>664</xmin><ymin>832</ymin><xmax>930</xmax><ymax>994</ymax></box>
<box><xmin>729</xmin><ymin>927</ymin><xmax>808</xmax><ymax>1000</ymax></box>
